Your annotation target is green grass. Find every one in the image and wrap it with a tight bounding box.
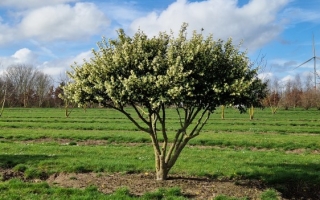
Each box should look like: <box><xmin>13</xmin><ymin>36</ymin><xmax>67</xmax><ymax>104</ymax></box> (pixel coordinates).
<box><xmin>0</xmin><ymin>179</ymin><xmax>188</xmax><ymax>200</ymax></box>
<box><xmin>1</xmin><ymin>107</ymin><xmax>320</xmax><ymax>199</ymax></box>
<box><xmin>1</xmin><ymin>141</ymin><xmax>318</xmax><ymax>182</ymax></box>
<box><xmin>1</xmin><ymin>108</ymin><xmax>320</xmax><ymax>150</ymax></box>
<box><xmin>260</xmin><ymin>189</ymin><xmax>280</xmax><ymax>200</ymax></box>
<box><xmin>214</xmin><ymin>195</ymin><xmax>249</xmax><ymax>200</ymax></box>
<box><xmin>0</xmin><ymin>179</ymin><xmax>108</xmax><ymax>200</ymax></box>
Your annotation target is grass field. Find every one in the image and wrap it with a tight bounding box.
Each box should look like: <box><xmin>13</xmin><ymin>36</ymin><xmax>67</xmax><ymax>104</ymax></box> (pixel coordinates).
<box><xmin>0</xmin><ymin>107</ymin><xmax>320</xmax><ymax>199</ymax></box>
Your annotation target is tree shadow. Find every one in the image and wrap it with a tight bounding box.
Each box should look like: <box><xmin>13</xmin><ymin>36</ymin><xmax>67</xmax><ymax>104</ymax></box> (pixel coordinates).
<box><xmin>0</xmin><ymin>154</ymin><xmax>60</xmax><ymax>181</ymax></box>
<box><xmin>243</xmin><ymin>162</ymin><xmax>320</xmax><ymax>199</ymax></box>
<box><xmin>168</xmin><ymin>162</ymin><xmax>320</xmax><ymax>199</ymax></box>
<box><xmin>0</xmin><ymin>154</ymin><xmax>57</xmax><ymax>168</ymax></box>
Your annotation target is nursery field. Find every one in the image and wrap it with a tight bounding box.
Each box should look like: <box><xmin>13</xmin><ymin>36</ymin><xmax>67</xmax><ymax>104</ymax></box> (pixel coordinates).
<box><xmin>0</xmin><ymin>107</ymin><xmax>320</xmax><ymax>199</ymax></box>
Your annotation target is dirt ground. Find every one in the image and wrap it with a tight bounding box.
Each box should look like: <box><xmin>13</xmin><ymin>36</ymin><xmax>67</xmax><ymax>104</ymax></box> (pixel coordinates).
<box><xmin>3</xmin><ymin>164</ymin><xmax>320</xmax><ymax>199</ymax></box>
<box><xmin>2</xmin><ymin>168</ymin><xmax>270</xmax><ymax>199</ymax></box>
<box><xmin>3</xmin><ymin>139</ymin><xmax>320</xmax><ymax>199</ymax></box>
<box><xmin>47</xmin><ymin>172</ymin><xmax>269</xmax><ymax>199</ymax></box>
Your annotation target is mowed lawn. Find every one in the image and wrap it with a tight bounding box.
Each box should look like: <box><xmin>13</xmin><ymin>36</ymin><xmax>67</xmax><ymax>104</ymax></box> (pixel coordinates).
<box><xmin>0</xmin><ymin>107</ymin><xmax>320</xmax><ymax>199</ymax></box>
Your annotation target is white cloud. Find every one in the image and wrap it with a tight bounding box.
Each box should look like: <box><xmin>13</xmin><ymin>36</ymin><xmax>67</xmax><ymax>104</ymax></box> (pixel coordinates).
<box><xmin>104</xmin><ymin>3</ymin><xmax>145</xmax><ymax>28</ymax></box>
<box><xmin>0</xmin><ymin>21</ymin><xmax>15</xmax><ymax>45</ymax></box>
<box><xmin>40</xmin><ymin>50</ymin><xmax>93</xmax><ymax>82</ymax></box>
<box><xmin>258</xmin><ymin>72</ymin><xmax>273</xmax><ymax>81</ymax></box>
<box><xmin>280</xmin><ymin>74</ymin><xmax>294</xmax><ymax>83</ymax></box>
<box><xmin>0</xmin><ymin>48</ymin><xmax>38</xmax><ymax>70</ymax></box>
<box><xmin>0</xmin><ymin>48</ymin><xmax>92</xmax><ymax>82</ymax></box>
<box><xmin>281</xmin><ymin>7</ymin><xmax>320</xmax><ymax>27</ymax></box>
<box><xmin>18</xmin><ymin>3</ymin><xmax>109</xmax><ymax>41</ymax></box>
<box><xmin>71</xmin><ymin>50</ymin><xmax>93</xmax><ymax>64</ymax></box>
<box><xmin>0</xmin><ymin>0</ymin><xmax>79</xmax><ymax>9</ymax></box>
<box><xmin>130</xmin><ymin>0</ymin><xmax>289</xmax><ymax>52</ymax></box>
<box><xmin>0</xmin><ymin>2</ymin><xmax>110</xmax><ymax>45</ymax></box>
<box><xmin>11</xmin><ymin>48</ymin><xmax>38</xmax><ymax>64</ymax></box>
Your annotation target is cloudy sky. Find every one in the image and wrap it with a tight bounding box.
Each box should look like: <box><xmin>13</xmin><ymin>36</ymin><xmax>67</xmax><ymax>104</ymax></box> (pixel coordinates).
<box><xmin>0</xmin><ymin>0</ymin><xmax>319</xmax><ymax>85</ymax></box>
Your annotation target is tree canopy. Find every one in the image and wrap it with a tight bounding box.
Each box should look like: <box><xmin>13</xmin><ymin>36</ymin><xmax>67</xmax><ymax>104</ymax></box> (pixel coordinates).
<box><xmin>63</xmin><ymin>23</ymin><xmax>267</xmax><ymax>180</ymax></box>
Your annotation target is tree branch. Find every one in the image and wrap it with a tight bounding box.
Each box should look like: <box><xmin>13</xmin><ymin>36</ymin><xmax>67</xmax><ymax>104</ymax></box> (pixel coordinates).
<box><xmin>190</xmin><ymin>110</ymin><xmax>211</xmax><ymax>139</ymax></box>
<box><xmin>158</xmin><ymin>104</ymin><xmax>167</xmax><ymax>148</ymax></box>
<box><xmin>189</xmin><ymin>107</ymin><xmax>210</xmax><ymax>137</ymax></box>
<box><xmin>112</xmin><ymin>105</ymin><xmax>151</xmax><ymax>133</ymax></box>
<box><xmin>131</xmin><ymin>103</ymin><xmax>151</xmax><ymax>126</ymax></box>
<box><xmin>149</xmin><ymin>112</ymin><xmax>161</xmax><ymax>156</ymax></box>
<box><xmin>186</xmin><ymin>107</ymin><xmax>195</xmax><ymax>124</ymax></box>
<box><xmin>176</xmin><ymin>107</ymin><xmax>184</xmax><ymax>127</ymax></box>
<box><xmin>188</xmin><ymin>107</ymin><xmax>202</xmax><ymax>126</ymax></box>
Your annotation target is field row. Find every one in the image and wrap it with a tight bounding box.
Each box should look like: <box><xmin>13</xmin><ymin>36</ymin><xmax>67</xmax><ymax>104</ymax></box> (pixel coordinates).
<box><xmin>1</xmin><ymin>107</ymin><xmax>320</xmax><ymax>199</ymax></box>
<box><xmin>1</xmin><ymin>108</ymin><xmax>320</xmax><ymax>134</ymax></box>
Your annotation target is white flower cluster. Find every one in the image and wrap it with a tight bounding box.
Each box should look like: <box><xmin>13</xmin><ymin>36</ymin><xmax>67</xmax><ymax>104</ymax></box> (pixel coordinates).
<box><xmin>62</xmin><ymin>24</ymin><xmax>264</xmax><ymax>111</ymax></box>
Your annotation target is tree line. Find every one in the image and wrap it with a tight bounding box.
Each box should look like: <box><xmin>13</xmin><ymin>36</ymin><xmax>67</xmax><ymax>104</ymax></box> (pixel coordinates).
<box><xmin>0</xmin><ymin>65</ymin><xmax>319</xmax><ymax>111</ymax></box>
<box><xmin>264</xmin><ymin>73</ymin><xmax>320</xmax><ymax>113</ymax></box>
<box><xmin>0</xmin><ymin>64</ymin><xmax>64</xmax><ymax>108</ymax></box>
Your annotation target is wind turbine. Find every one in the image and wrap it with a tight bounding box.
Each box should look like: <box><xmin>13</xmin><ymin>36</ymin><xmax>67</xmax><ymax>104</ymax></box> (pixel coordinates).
<box><xmin>295</xmin><ymin>35</ymin><xmax>320</xmax><ymax>89</ymax></box>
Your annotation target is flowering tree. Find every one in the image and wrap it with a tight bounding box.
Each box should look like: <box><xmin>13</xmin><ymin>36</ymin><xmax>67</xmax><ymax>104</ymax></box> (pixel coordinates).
<box><xmin>62</xmin><ymin>24</ymin><xmax>267</xmax><ymax>180</ymax></box>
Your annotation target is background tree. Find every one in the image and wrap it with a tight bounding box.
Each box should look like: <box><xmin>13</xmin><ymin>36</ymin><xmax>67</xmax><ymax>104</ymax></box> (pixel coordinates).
<box><xmin>301</xmin><ymin>73</ymin><xmax>314</xmax><ymax>110</ymax></box>
<box><xmin>57</xmin><ymin>74</ymin><xmax>75</xmax><ymax>117</ymax></box>
<box><xmin>281</xmin><ymin>75</ymin><xmax>303</xmax><ymax>110</ymax></box>
<box><xmin>240</xmin><ymin>76</ymin><xmax>268</xmax><ymax>120</ymax></box>
<box><xmin>291</xmin><ymin>74</ymin><xmax>303</xmax><ymax>109</ymax></box>
<box><xmin>2</xmin><ymin>64</ymin><xmax>53</xmax><ymax>107</ymax></box>
<box><xmin>4</xmin><ymin>64</ymin><xmax>38</xmax><ymax>107</ymax></box>
<box><xmin>34</xmin><ymin>72</ymin><xmax>53</xmax><ymax>107</ymax></box>
<box><xmin>62</xmin><ymin>24</ymin><xmax>267</xmax><ymax>180</ymax></box>
<box><xmin>282</xmin><ymin>79</ymin><xmax>293</xmax><ymax>110</ymax></box>
<box><xmin>241</xmin><ymin>54</ymin><xmax>268</xmax><ymax>120</ymax></box>
<box><xmin>264</xmin><ymin>77</ymin><xmax>283</xmax><ymax>114</ymax></box>
<box><xmin>0</xmin><ymin>77</ymin><xmax>6</xmax><ymax>116</ymax></box>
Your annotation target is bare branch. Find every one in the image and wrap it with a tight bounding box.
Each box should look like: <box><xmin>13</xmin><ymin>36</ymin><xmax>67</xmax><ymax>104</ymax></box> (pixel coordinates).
<box><xmin>189</xmin><ymin>107</ymin><xmax>210</xmax><ymax>137</ymax></box>
<box><xmin>112</xmin><ymin>105</ymin><xmax>151</xmax><ymax>133</ymax></box>
<box><xmin>131</xmin><ymin>103</ymin><xmax>151</xmax><ymax>126</ymax></box>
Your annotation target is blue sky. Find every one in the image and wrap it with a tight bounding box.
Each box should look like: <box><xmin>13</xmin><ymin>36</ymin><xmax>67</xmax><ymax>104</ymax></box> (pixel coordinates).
<box><xmin>0</xmin><ymin>0</ymin><xmax>319</xmax><ymax>86</ymax></box>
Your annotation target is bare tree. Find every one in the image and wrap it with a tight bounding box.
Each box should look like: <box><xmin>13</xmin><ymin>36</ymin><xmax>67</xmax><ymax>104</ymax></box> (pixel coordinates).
<box><xmin>301</xmin><ymin>73</ymin><xmax>314</xmax><ymax>110</ymax></box>
<box><xmin>34</xmin><ymin>72</ymin><xmax>53</xmax><ymax>107</ymax></box>
<box><xmin>4</xmin><ymin>64</ymin><xmax>53</xmax><ymax>107</ymax></box>
<box><xmin>248</xmin><ymin>53</ymin><xmax>268</xmax><ymax>120</ymax></box>
<box><xmin>264</xmin><ymin>77</ymin><xmax>283</xmax><ymax>114</ymax></box>
<box><xmin>291</xmin><ymin>74</ymin><xmax>303</xmax><ymax>108</ymax></box>
<box><xmin>5</xmin><ymin>64</ymin><xmax>36</xmax><ymax>107</ymax></box>
<box><xmin>282</xmin><ymin>79</ymin><xmax>293</xmax><ymax>110</ymax></box>
<box><xmin>0</xmin><ymin>77</ymin><xmax>6</xmax><ymax>117</ymax></box>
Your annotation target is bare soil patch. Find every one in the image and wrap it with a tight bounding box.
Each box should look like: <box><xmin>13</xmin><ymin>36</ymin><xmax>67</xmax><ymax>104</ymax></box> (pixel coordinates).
<box><xmin>1</xmin><ymin>168</ymin><xmax>267</xmax><ymax>199</ymax></box>
<box><xmin>3</xmin><ymin>167</ymin><xmax>320</xmax><ymax>199</ymax></box>
<box><xmin>47</xmin><ymin>172</ymin><xmax>266</xmax><ymax>199</ymax></box>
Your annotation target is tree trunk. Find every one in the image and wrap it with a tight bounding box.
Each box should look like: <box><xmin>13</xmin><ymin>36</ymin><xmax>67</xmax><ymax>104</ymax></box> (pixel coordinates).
<box><xmin>155</xmin><ymin>154</ymin><xmax>169</xmax><ymax>180</ymax></box>
<box><xmin>221</xmin><ymin>105</ymin><xmax>225</xmax><ymax>119</ymax></box>
<box><xmin>152</xmin><ymin>138</ymin><xmax>170</xmax><ymax>181</ymax></box>
<box><xmin>153</xmin><ymin>137</ymin><xmax>189</xmax><ymax>181</ymax></box>
<box><xmin>249</xmin><ymin>105</ymin><xmax>254</xmax><ymax>120</ymax></box>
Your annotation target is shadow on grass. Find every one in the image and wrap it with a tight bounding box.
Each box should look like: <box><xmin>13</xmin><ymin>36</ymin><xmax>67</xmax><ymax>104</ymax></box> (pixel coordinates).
<box><xmin>0</xmin><ymin>154</ymin><xmax>60</xmax><ymax>181</ymax></box>
<box><xmin>0</xmin><ymin>154</ymin><xmax>56</xmax><ymax>169</ymax></box>
<box><xmin>243</xmin><ymin>162</ymin><xmax>320</xmax><ymax>199</ymax></box>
